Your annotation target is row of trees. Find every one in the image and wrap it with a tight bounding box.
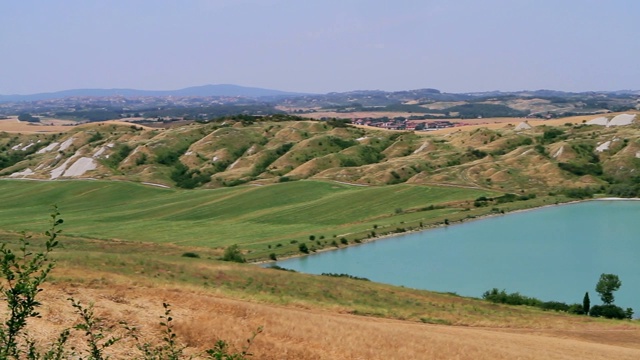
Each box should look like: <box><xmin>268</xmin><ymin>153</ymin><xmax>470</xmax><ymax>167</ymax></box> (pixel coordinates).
<box><xmin>588</xmin><ymin>273</ymin><xmax>632</xmax><ymax>319</ymax></box>
<box><xmin>484</xmin><ymin>273</ymin><xmax>633</xmax><ymax>320</ymax></box>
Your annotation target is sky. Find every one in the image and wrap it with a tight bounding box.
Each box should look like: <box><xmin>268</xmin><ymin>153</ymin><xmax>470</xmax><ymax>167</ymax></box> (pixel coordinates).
<box><xmin>1</xmin><ymin>0</ymin><xmax>639</xmax><ymax>95</ymax></box>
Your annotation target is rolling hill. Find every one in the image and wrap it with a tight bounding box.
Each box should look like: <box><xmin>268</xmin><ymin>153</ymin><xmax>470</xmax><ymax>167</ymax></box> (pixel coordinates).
<box><xmin>1</xmin><ymin>113</ymin><xmax>639</xmax><ymax>195</ymax></box>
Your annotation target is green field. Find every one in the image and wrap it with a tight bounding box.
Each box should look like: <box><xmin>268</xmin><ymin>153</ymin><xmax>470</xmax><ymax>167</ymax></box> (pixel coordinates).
<box><xmin>0</xmin><ymin>179</ymin><xmax>496</xmax><ymax>259</ymax></box>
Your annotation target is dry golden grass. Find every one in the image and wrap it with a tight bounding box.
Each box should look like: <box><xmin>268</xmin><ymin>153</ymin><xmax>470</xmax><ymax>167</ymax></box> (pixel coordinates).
<box><xmin>88</xmin><ymin>120</ymin><xmax>154</xmax><ymax>130</ymax></box>
<box><xmin>0</xmin><ymin>117</ymin><xmax>155</xmax><ymax>134</ymax></box>
<box><xmin>424</xmin><ymin>111</ymin><xmax>640</xmax><ymax>135</ymax></box>
<box><xmin>354</xmin><ymin>112</ymin><xmax>639</xmax><ymax>136</ymax></box>
<box><xmin>24</xmin><ymin>281</ymin><xmax>640</xmax><ymax>360</ymax></box>
<box><xmin>18</xmin><ymin>257</ymin><xmax>640</xmax><ymax>360</ymax></box>
<box><xmin>0</xmin><ymin>117</ymin><xmax>75</xmax><ymax>133</ymax></box>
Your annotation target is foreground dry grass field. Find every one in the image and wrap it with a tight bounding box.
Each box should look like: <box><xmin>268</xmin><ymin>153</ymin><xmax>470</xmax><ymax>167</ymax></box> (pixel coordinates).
<box><xmin>25</xmin><ymin>274</ymin><xmax>640</xmax><ymax>360</ymax></box>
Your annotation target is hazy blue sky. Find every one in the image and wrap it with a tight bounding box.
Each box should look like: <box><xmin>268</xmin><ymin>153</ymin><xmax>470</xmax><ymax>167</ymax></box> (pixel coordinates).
<box><xmin>1</xmin><ymin>0</ymin><xmax>638</xmax><ymax>94</ymax></box>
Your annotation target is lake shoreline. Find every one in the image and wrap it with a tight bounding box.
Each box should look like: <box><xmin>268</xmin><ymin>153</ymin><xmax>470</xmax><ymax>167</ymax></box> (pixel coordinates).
<box><xmin>264</xmin><ymin>198</ymin><xmax>640</xmax><ymax>311</ymax></box>
<box><xmin>256</xmin><ymin>196</ymin><xmax>640</xmax><ymax>265</ymax></box>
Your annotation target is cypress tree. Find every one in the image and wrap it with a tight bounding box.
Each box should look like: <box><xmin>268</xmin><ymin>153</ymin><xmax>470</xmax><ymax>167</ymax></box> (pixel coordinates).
<box><xmin>583</xmin><ymin>292</ymin><xmax>590</xmax><ymax>315</ymax></box>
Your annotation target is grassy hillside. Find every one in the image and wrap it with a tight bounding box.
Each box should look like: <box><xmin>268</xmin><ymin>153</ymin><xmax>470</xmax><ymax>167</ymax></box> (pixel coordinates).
<box><xmin>0</xmin><ymin>179</ymin><xmax>498</xmax><ymax>260</ymax></box>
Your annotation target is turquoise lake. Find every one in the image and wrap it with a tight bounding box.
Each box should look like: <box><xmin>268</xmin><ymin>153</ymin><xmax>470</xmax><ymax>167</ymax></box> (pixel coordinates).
<box><xmin>274</xmin><ymin>200</ymin><xmax>640</xmax><ymax>311</ymax></box>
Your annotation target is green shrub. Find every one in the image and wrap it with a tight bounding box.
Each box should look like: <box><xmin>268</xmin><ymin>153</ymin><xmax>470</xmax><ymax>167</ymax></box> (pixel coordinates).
<box><xmin>494</xmin><ymin>193</ymin><xmax>518</xmax><ymax>204</ymax></box>
<box><xmin>589</xmin><ymin>304</ymin><xmax>628</xmax><ymax>319</ymax></box>
<box><xmin>321</xmin><ymin>273</ymin><xmax>370</xmax><ymax>281</ymax></box>
<box><xmin>534</xmin><ymin>144</ymin><xmax>547</xmax><ymax>156</ymax></box>
<box><xmin>607</xmin><ymin>182</ymin><xmax>640</xmax><ymax>198</ymax></box>
<box><xmin>558</xmin><ymin>162</ymin><xmax>603</xmax><ymax>176</ymax></box>
<box><xmin>267</xmin><ymin>265</ymin><xmax>296</xmax><ymax>272</ymax></box>
<box><xmin>539</xmin><ymin>128</ymin><xmax>565</xmax><ymax>144</ymax></box>
<box><xmin>156</xmin><ymin>148</ymin><xmax>186</xmax><ymax>166</ymax></box>
<box><xmin>135</xmin><ymin>153</ymin><xmax>148</xmax><ymax>166</ymax></box>
<box><xmin>539</xmin><ymin>301</ymin><xmax>570</xmax><ymax>312</ymax></box>
<box><xmin>562</xmin><ymin>187</ymin><xmax>596</xmax><ymax>199</ymax></box>
<box><xmin>171</xmin><ymin>162</ymin><xmax>211</xmax><ymax>189</ymax></box>
<box><xmin>482</xmin><ymin>288</ymin><xmax>542</xmax><ymax>307</ymax></box>
<box><xmin>567</xmin><ymin>304</ymin><xmax>585</xmax><ymax>315</ymax></box>
<box><xmin>466</xmin><ymin>148</ymin><xmax>487</xmax><ymax>159</ymax></box>
<box><xmin>181</xmin><ymin>252</ymin><xmax>200</xmax><ymax>258</ymax></box>
<box><xmin>103</xmin><ymin>144</ymin><xmax>132</xmax><ymax>168</ymax></box>
<box><xmin>221</xmin><ymin>244</ymin><xmax>246</xmax><ymax>263</ymax></box>
<box><xmin>88</xmin><ymin>132</ymin><xmax>104</xmax><ymax>143</ymax></box>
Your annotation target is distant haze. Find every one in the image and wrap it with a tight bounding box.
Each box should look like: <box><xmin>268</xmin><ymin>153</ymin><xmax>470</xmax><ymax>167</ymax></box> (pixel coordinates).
<box><xmin>0</xmin><ymin>84</ymin><xmax>306</xmax><ymax>102</ymax></box>
<box><xmin>1</xmin><ymin>1</ymin><xmax>639</xmax><ymax>94</ymax></box>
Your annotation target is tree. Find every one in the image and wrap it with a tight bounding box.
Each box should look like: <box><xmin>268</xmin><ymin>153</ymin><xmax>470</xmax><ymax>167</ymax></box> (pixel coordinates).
<box><xmin>595</xmin><ymin>273</ymin><xmax>621</xmax><ymax>305</ymax></box>
<box><xmin>582</xmin><ymin>292</ymin><xmax>590</xmax><ymax>315</ymax></box>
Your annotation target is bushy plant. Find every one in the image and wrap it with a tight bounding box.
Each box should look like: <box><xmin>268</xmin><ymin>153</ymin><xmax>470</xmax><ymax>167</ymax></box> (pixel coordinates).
<box><xmin>182</xmin><ymin>252</ymin><xmax>200</xmax><ymax>258</ymax></box>
<box><xmin>481</xmin><ymin>288</ymin><xmax>542</xmax><ymax>307</ymax></box>
<box><xmin>589</xmin><ymin>304</ymin><xmax>630</xmax><ymax>319</ymax></box>
<box><xmin>0</xmin><ymin>207</ymin><xmax>64</xmax><ymax>359</ymax></box>
<box><xmin>0</xmin><ymin>208</ymin><xmax>260</xmax><ymax>359</ymax></box>
<box><xmin>539</xmin><ymin>301</ymin><xmax>570</xmax><ymax>312</ymax></box>
<box><xmin>567</xmin><ymin>304</ymin><xmax>585</xmax><ymax>315</ymax></box>
<box><xmin>221</xmin><ymin>245</ymin><xmax>246</xmax><ymax>263</ymax></box>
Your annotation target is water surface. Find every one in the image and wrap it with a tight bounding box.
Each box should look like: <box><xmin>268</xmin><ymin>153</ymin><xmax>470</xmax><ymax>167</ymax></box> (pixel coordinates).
<box><xmin>275</xmin><ymin>201</ymin><xmax>640</xmax><ymax>311</ymax></box>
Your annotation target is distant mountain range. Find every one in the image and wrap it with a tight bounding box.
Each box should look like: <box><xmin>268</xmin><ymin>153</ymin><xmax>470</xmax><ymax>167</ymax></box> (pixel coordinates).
<box><xmin>0</xmin><ymin>84</ymin><xmax>308</xmax><ymax>102</ymax></box>
<box><xmin>2</xmin><ymin>84</ymin><xmax>640</xmax><ymax>104</ymax></box>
